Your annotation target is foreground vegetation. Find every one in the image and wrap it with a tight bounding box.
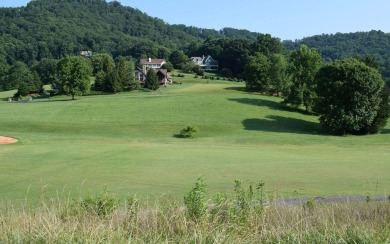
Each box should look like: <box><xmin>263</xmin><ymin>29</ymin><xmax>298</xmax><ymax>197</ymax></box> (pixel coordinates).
<box><xmin>0</xmin><ymin>185</ymin><xmax>389</xmax><ymax>243</ymax></box>
<box><xmin>1</xmin><ymin>78</ymin><xmax>389</xmax><ymax>202</ymax></box>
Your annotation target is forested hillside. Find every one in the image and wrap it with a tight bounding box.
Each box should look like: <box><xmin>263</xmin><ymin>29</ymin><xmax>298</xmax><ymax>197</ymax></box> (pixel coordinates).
<box><xmin>0</xmin><ymin>0</ymin><xmax>260</xmax><ymax>66</ymax></box>
<box><xmin>283</xmin><ymin>30</ymin><xmax>390</xmax><ymax>85</ymax></box>
<box><xmin>0</xmin><ymin>0</ymin><xmax>389</xmax><ymax>85</ymax></box>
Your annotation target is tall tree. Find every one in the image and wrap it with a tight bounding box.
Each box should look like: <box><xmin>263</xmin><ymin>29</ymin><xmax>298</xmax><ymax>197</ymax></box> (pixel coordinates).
<box><xmin>57</xmin><ymin>56</ymin><xmax>92</xmax><ymax>100</ymax></box>
<box><xmin>315</xmin><ymin>58</ymin><xmax>386</xmax><ymax>135</ymax></box>
<box><xmin>269</xmin><ymin>53</ymin><xmax>289</xmax><ymax>96</ymax></box>
<box><xmin>91</xmin><ymin>53</ymin><xmax>115</xmax><ymax>75</ymax></box>
<box><xmin>144</xmin><ymin>69</ymin><xmax>159</xmax><ymax>91</ymax></box>
<box><xmin>33</xmin><ymin>59</ymin><xmax>58</xmax><ymax>85</ymax></box>
<box><xmin>169</xmin><ymin>50</ymin><xmax>188</xmax><ymax>69</ymax></box>
<box><xmin>284</xmin><ymin>45</ymin><xmax>322</xmax><ymax>112</ymax></box>
<box><xmin>244</xmin><ymin>53</ymin><xmax>271</xmax><ymax>92</ymax></box>
<box><xmin>251</xmin><ymin>34</ymin><xmax>283</xmax><ymax>56</ymax></box>
<box><xmin>6</xmin><ymin>62</ymin><xmax>34</xmax><ymax>91</ymax></box>
<box><xmin>116</xmin><ymin>56</ymin><xmax>135</xmax><ymax>90</ymax></box>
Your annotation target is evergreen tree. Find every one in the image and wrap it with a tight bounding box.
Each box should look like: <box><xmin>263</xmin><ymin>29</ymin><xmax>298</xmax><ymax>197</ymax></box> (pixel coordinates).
<box><xmin>145</xmin><ymin>69</ymin><xmax>159</xmax><ymax>91</ymax></box>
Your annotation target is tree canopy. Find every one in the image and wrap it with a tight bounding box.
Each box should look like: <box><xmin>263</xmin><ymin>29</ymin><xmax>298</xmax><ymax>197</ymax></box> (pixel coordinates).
<box><xmin>57</xmin><ymin>56</ymin><xmax>92</xmax><ymax>100</ymax></box>
<box><xmin>145</xmin><ymin>69</ymin><xmax>159</xmax><ymax>91</ymax></box>
<box><xmin>315</xmin><ymin>58</ymin><xmax>387</xmax><ymax>135</ymax></box>
<box><xmin>284</xmin><ymin>45</ymin><xmax>323</xmax><ymax>112</ymax></box>
<box><xmin>283</xmin><ymin>30</ymin><xmax>390</xmax><ymax>86</ymax></box>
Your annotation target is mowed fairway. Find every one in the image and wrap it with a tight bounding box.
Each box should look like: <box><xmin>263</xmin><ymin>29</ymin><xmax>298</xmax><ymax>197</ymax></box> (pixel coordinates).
<box><xmin>1</xmin><ymin>78</ymin><xmax>389</xmax><ymax>202</ymax></box>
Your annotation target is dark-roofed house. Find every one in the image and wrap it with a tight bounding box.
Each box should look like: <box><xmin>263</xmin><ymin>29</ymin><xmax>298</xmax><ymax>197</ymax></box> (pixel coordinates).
<box><xmin>135</xmin><ymin>68</ymin><xmax>173</xmax><ymax>85</ymax></box>
<box><xmin>135</xmin><ymin>58</ymin><xmax>172</xmax><ymax>85</ymax></box>
<box><xmin>140</xmin><ymin>58</ymin><xmax>166</xmax><ymax>74</ymax></box>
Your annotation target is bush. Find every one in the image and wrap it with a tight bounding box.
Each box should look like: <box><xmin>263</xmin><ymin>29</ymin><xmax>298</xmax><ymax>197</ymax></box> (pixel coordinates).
<box><xmin>195</xmin><ymin>69</ymin><xmax>204</xmax><ymax>76</ymax></box>
<box><xmin>63</xmin><ymin>190</ymin><xmax>119</xmax><ymax>218</ymax></box>
<box><xmin>179</xmin><ymin>125</ymin><xmax>198</xmax><ymax>138</ymax></box>
<box><xmin>184</xmin><ymin>177</ymin><xmax>207</xmax><ymax>221</ymax></box>
<box><xmin>220</xmin><ymin>68</ymin><xmax>233</xmax><ymax>78</ymax></box>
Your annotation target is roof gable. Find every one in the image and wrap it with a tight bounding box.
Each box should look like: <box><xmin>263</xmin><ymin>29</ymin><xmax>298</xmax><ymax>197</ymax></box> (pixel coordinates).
<box><xmin>140</xmin><ymin>58</ymin><xmax>166</xmax><ymax>65</ymax></box>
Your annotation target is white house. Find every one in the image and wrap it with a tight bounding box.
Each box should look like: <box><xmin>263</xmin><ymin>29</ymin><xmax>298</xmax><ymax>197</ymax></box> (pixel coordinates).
<box><xmin>139</xmin><ymin>58</ymin><xmax>166</xmax><ymax>74</ymax></box>
<box><xmin>190</xmin><ymin>55</ymin><xmax>219</xmax><ymax>70</ymax></box>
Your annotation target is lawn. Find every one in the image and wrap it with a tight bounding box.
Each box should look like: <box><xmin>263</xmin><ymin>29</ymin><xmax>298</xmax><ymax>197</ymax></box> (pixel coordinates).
<box><xmin>0</xmin><ymin>77</ymin><xmax>389</xmax><ymax>203</ymax></box>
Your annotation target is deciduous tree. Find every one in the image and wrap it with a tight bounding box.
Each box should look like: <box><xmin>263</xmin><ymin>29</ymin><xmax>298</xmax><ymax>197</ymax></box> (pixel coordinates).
<box><xmin>284</xmin><ymin>45</ymin><xmax>322</xmax><ymax>112</ymax></box>
<box><xmin>244</xmin><ymin>53</ymin><xmax>270</xmax><ymax>92</ymax></box>
<box><xmin>57</xmin><ymin>56</ymin><xmax>92</xmax><ymax>100</ymax></box>
<box><xmin>315</xmin><ymin>58</ymin><xmax>386</xmax><ymax>135</ymax></box>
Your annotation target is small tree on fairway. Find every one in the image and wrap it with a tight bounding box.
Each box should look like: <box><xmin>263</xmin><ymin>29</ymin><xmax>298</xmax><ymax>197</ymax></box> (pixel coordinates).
<box><xmin>145</xmin><ymin>69</ymin><xmax>159</xmax><ymax>90</ymax></box>
<box><xmin>180</xmin><ymin>125</ymin><xmax>198</xmax><ymax>138</ymax></box>
<box><xmin>57</xmin><ymin>56</ymin><xmax>92</xmax><ymax>100</ymax></box>
<box><xmin>315</xmin><ymin>58</ymin><xmax>386</xmax><ymax>135</ymax></box>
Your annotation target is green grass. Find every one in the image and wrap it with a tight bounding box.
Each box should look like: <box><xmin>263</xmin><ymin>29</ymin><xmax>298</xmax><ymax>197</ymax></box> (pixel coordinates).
<box><xmin>1</xmin><ymin>78</ymin><xmax>389</xmax><ymax>203</ymax></box>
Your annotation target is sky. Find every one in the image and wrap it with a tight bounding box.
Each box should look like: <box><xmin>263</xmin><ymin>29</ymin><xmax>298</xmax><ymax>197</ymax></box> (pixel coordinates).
<box><xmin>1</xmin><ymin>0</ymin><xmax>390</xmax><ymax>40</ymax></box>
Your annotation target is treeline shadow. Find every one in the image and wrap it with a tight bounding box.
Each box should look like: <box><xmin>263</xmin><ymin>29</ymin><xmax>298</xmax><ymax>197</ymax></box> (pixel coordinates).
<box><xmin>228</xmin><ymin>97</ymin><xmax>311</xmax><ymax>115</ymax></box>
<box><xmin>380</xmin><ymin>128</ymin><xmax>390</xmax><ymax>134</ymax></box>
<box><xmin>224</xmin><ymin>86</ymin><xmax>247</xmax><ymax>92</ymax></box>
<box><xmin>243</xmin><ymin>116</ymin><xmax>323</xmax><ymax>135</ymax></box>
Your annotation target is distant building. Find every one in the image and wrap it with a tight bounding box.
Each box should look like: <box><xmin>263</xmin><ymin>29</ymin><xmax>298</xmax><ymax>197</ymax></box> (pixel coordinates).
<box><xmin>135</xmin><ymin>58</ymin><xmax>172</xmax><ymax>85</ymax></box>
<box><xmin>139</xmin><ymin>58</ymin><xmax>166</xmax><ymax>74</ymax></box>
<box><xmin>80</xmin><ymin>50</ymin><xmax>93</xmax><ymax>57</ymax></box>
<box><xmin>190</xmin><ymin>55</ymin><xmax>219</xmax><ymax>70</ymax></box>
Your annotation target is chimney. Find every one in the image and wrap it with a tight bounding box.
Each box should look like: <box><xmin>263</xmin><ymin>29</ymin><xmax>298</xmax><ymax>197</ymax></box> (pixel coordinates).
<box><xmin>148</xmin><ymin>57</ymin><xmax>151</xmax><ymax>62</ymax></box>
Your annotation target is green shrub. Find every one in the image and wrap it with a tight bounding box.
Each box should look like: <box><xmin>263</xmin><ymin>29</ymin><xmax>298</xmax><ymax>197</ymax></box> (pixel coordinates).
<box><xmin>184</xmin><ymin>177</ymin><xmax>207</xmax><ymax>221</ymax></box>
<box><xmin>83</xmin><ymin>191</ymin><xmax>118</xmax><ymax>216</ymax></box>
<box><xmin>179</xmin><ymin>125</ymin><xmax>198</xmax><ymax>138</ymax></box>
<box><xmin>195</xmin><ymin>69</ymin><xmax>204</xmax><ymax>76</ymax></box>
<box><xmin>63</xmin><ymin>190</ymin><xmax>119</xmax><ymax>218</ymax></box>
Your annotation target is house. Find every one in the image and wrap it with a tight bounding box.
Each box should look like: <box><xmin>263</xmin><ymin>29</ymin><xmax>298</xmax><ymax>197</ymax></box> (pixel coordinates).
<box><xmin>190</xmin><ymin>56</ymin><xmax>204</xmax><ymax>66</ymax></box>
<box><xmin>156</xmin><ymin>69</ymin><xmax>173</xmax><ymax>85</ymax></box>
<box><xmin>135</xmin><ymin>58</ymin><xmax>172</xmax><ymax>85</ymax></box>
<box><xmin>190</xmin><ymin>55</ymin><xmax>219</xmax><ymax>70</ymax></box>
<box><xmin>135</xmin><ymin>68</ymin><xmax>173</xmax><ymax>85</ymax></box>
<box><xmin>139</xmin><ymin>58</ymin><xmax>166</xmax><ymax>74</ymax></box>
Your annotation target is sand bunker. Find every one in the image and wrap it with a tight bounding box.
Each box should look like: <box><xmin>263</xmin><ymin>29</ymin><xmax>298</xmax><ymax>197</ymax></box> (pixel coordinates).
<box><xmin>0</xmin><ymin>136</ymin><xmax>18</xmax><ymax>145</ymax></box>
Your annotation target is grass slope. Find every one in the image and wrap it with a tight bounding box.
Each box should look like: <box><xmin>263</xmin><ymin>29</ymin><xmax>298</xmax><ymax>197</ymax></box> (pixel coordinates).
<box><xmin>0</xmin><ymin>78</ymin><xmax>389</xmax><ymax>202</ymax></box>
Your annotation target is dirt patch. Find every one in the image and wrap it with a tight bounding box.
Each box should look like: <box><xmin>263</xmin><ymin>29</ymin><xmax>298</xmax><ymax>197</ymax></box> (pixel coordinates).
<box><xmin>0</xmin><ymin>136</ymin><xmax>18</xmax><ymax>145</ymax></box>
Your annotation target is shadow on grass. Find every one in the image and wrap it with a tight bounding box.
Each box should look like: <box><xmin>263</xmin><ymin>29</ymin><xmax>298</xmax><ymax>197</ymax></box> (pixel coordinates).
<box><xmin>243</xmin><ymin>116</ymin><xmax>324</xmax><ymax>135</ymax></box>
<box><xmin>224</xmin><ymin>86</ymin><xmax>247</xmax><ymax>92</ymax></box>
<box><xmin>229</xmin><ymin>97</ymin><xmax>311</xmax><ymax>115</ymax></box>
<box><xmin>380</xmin><ymin>128</ymin><xmax>390</xmax><ymax>134</ymax></box>
<box><xmin>1</xmin><ymin>97</ymin><xmax>10</xmax><ymax>102</ymax></box>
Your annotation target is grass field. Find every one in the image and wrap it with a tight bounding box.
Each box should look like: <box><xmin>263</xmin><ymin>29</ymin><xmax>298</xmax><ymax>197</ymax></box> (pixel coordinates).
<box><xmin>1</xmin><ymin>77</ymin><xmax>389</xmax><ymax>203</ymax></box>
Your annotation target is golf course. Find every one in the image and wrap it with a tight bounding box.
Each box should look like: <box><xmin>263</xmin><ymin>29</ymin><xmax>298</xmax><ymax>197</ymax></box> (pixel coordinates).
<box><xmin>1</xmin><ymin>76</ymin><xmax>389</xmax><ymax>203</ymax></box>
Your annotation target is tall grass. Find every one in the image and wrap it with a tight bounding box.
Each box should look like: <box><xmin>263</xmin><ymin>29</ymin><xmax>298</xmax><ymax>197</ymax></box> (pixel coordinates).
<box><xmin>1</xmin><ymin>191</ymin><xmax>389</xmax><ymax>243</ymax></box>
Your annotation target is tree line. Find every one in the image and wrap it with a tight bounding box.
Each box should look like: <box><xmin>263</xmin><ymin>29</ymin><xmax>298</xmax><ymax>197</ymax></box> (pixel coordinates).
<box><xmin>283</xmin><ymin>30</ymin><xmax>390</xmax><ymax>86</ymax></box>
<box><xmin>1</xmin><ymin>53</ymin><xmax>139</xmax><ymax>100</ymax></box>
<box><xmin>1</xmin><ymin>0</ymin><xmax>389</xmax><ymax>135</ymax></box>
